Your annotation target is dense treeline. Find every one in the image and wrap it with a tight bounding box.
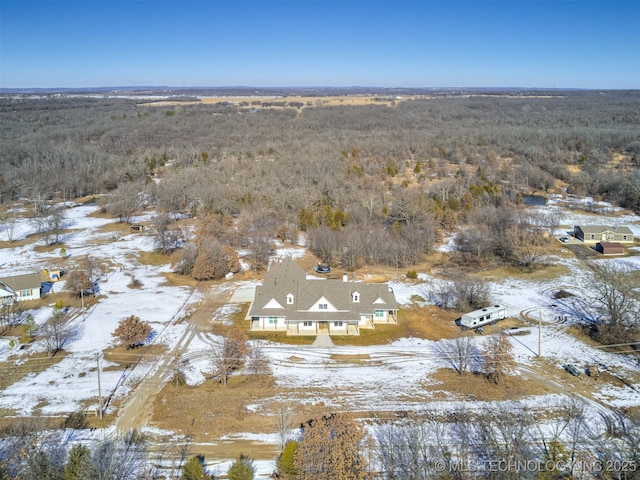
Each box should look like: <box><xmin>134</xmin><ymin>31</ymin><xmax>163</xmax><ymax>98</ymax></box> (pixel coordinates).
<box><xmin>1</xmin><ymin>91</ymin><xmax>639</xmax><ymax>271</ymax></box>
<box><xmin>2</xmin><ymin>402</ymin><xmax>638</xmax><ymax>479</ymax></box>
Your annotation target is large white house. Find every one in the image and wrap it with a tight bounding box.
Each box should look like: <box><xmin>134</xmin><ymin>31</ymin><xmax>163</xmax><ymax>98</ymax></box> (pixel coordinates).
<box><xmin>0</xmin><ymin>273</ymin><xmax>42</xmax><ymax>305</ymax></box>
<box><xmin>247</xmin><ymin>259</ymin><xmax>398</xmax><ymax>336</ymax></box>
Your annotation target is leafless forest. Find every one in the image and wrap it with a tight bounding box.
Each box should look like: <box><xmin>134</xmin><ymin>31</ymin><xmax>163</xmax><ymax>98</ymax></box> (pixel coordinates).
<box><xmin>2</xmin><ymin>90</ymin><xmax>638</xmax><ymax>274</ymax></box>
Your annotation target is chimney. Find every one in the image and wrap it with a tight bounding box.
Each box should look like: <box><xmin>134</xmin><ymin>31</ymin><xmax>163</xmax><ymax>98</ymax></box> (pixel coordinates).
<box><xmin>343</xmin><ymin>273</ymin><xmax>348</xmax><ymax>282</ymax></box>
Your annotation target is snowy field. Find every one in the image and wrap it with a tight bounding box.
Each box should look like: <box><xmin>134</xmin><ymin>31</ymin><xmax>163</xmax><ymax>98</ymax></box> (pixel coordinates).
<box><xmin>1</xmin><ymin>198</ymin><xmax>639</xmax><ymax>476</ymax></box>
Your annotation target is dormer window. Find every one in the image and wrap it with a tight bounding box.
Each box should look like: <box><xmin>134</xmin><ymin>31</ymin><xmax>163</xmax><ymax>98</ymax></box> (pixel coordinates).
<box><xmin>352</xmin><ymin>292</ymin><xmax>360</xmax><ymax>303</ymax></box>
<box><xmin>286</xmin><ymin>294</ymin><xmax>294</xmax><ymax>305</ymax></box>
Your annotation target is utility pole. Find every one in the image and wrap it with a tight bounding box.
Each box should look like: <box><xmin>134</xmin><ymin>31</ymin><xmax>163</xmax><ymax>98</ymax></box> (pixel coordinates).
<box><xmin>96</xmin><ymin>353</ymin><xmax>103</xmax><ymax>419</ymax></box>
<box><xmin>81</xmin><ymin>288</ymin><xmax>86</xmax><ymax>322</ymax></box>
<box><xmin>538</xmin><ymin>311</ymin><xmax>542</xmax><ymax>357</ymax></box>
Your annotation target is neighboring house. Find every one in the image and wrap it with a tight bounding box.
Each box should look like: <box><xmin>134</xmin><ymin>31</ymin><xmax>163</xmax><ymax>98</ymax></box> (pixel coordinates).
<box><xmin>0</xmin><ymin>273</ymin><xmax>42</xmax><ymax>304</ymax></box>
<box><xmin>596</xmin><ymin>242</ymin><xmax>625</xmax><ymax>256</ymax></box>
<box><xmin>247</xmin><ymin>259</ymin><xmax>398</xmax><ymax>336</ymax></box>
<box><xmin>574</xmin><ymin>225</ymin><xmax>634</xmax><ymax>244</ymax></box>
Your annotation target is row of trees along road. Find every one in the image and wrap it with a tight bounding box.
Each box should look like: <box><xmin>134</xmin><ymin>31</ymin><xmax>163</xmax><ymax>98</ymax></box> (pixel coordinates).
<box><xmin>2</xmin><ymin>403</ymin><xmax>637</xmax><ymax>479</ymax></box>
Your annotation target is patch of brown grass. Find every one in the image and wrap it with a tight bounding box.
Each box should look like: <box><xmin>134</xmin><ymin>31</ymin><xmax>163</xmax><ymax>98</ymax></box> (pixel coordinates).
<box><xmin>330</xmin><ymin>353</ymin><xmax>371</xmax><ymax>363</ymax></box>
<box><xmin>425</xmin><ymin>368</ymin><xmax>552</xmax><ymax>401</ymax></box>
<box><xmin>93</xmin><ymin>221</ymin><xmax>130</xmax><ymax>237</ymax></box>
<box><xmin>136</xmin><ymin>250</ymin><xmax>170</xmax><ymax>266</ymax></box>
<box><xmin>103</xmin><ymin>344</ymin><xmax>167</xmax><ymax>368</ymax></box>
<box><xmin>162</xmin><ymin>272</ymin><xmax>200</xmax><ymax>287</ymax></box>
<box><xmin>33</xmin><ymin>241</ymin><xmax>70</xmax><ymax>253</ymax></box>
<box><xmin>478</xmin><ymin>263</ymin><xmax>569</xmax><ymax>282</ymax></box>
<box><xmin>0</xmin><ymin>237</ymin><xmax>33</xmax><ymax>249</ymax></box>
<box><xmin>248</xmin><ymin>331</ymin><xmax>317</xmax><ymax>345</ymax></box>
<box><xmin>151</xmin><ymin>375</ymin><xmax>277</xmax><ymax>439</ymax></box>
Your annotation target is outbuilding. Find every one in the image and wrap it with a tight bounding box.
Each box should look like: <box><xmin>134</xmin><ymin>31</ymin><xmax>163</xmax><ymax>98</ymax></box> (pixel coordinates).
<box><xmin>461</xmin><ymin>304</ymin><xmax>507</xmax><ymax>330</ymax></box>
<box><xmin>596</xmin><ymin>242</ymin><xmax>625</xmax><ymax>256</ymax></box>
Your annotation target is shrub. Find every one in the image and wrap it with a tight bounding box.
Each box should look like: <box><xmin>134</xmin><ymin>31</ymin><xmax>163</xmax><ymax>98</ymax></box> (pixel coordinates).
<box><xmin>171</xmin><ymin>369</ymin><xmax>186</xmax><ymax>387</ymax></box>
<box><xmin>276</xmin><ymin>441</ymin><xmax>298</xmax><ymax>478</ymax></box>
<box><xmin>406</xmin><ymin>270</ymin><xmax>418</xmax><ymax>280</ymax></box>
<box><xmin>227</xmin><ymin>454</ymin><xmax>255</xmax><ymax>480</ymax></box>
<box><xmin>181</xmin><ymin>456</ymin><xmax>207</xmax><ymax>480</ymax></box>
<box><xmin>61</xmin><ymin>411</ymin><xmax>89</xmax><ymax>430</ymax></box>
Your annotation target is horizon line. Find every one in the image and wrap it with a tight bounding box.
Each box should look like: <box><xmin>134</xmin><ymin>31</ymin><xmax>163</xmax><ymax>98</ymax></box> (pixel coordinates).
<box><xmin>2</xmin><ymin>85</ymin><xmax>638</xmax><ymax>93</ymax></box>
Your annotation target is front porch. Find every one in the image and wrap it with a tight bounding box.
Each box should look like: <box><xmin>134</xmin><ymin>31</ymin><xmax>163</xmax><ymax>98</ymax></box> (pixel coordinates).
<box><xmin>286</xmin><ymin>320</ymin><xmax>360</xmax><ymax>336</ymax></box>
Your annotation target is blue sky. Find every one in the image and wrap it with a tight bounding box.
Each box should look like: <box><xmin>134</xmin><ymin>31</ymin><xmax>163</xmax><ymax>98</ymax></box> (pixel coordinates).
<box><xmin>1</xmin><ymin>0</ymin><xmax>639</xmax><ymax>89</ymax></box>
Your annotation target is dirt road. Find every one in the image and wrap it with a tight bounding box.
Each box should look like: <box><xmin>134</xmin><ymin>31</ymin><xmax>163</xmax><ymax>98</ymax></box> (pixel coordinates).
<box><xmin>114</xmin><ymin>281</ymin><xmax>238</xmax><ymax>433</ymax></box>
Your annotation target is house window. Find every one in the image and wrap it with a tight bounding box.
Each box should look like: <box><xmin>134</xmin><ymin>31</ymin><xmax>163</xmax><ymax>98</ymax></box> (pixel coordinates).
<box><xmin>319</xmin><ymin>304</ymin><xmax>328</xmax><ymax>310</ymax></box>
<box><xmin>590</xmin><ymin>234</ymin><xmax>595</xmax><ymax>240</ymax></box>
<box><xmin>334</xmin><ymin>321</ymin><xmax>343</xmax><ymax>327</ymax></box>
<box><xmin>352</xmin><ymin>293</ymin><xmax>359</xmax><ymax>303</ymax></box>
<box><xmin>269</xmin><ymin>317</ymin><xmax>277</xmax><ymax>324</ymax></box>
<box><xmin>286</xmin><ymin>294</ymin><xmax>294</xmax><ymax>305</ymax></box>
<box><xmin>374</xmin><ymin>309</ymin><xmax>385</xmax><ymax>318</ymax></box>
<box><xmin>303</xmin><ymin>321</ymin><xmax>313</xmax><ymax>327</ymax></box>
<box><xmin>623</xmin><ymin>235</ymin><xmax>628</xmax><ymax>240</ymax></box>
<box><xmin>20</xmin><ymin>290</ymin><xmax>31</xmax><ymax>297</ymax></box>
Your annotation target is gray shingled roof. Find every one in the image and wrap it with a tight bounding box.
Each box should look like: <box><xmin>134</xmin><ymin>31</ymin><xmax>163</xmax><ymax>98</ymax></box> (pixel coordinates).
<box><xmin>579</xmin><ymin>225</ymin><xmax>633</xmax><ymax>235</ymax></box>
<box><xmin>249</xmin><ymin>259</ymin><xmax>398</xmax><ymax>322</ymax></box>
<box><xmin>0</xmin><ymin>273</ymin><xmax>41</xmax><ymax>292</ymax></box>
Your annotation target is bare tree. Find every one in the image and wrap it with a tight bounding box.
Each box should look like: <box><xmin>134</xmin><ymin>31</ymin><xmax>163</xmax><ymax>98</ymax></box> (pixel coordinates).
<box><xmin>443</xmin><ymin>336</ymin><xmax>477</xmax><ymax>375</ymax></box>
<box><xmin>41</xmin><ymin>304</ymin><xmax>74</xmax><ymax>357</ymax></box>
<box><xmin>273</xmin><ymin>405</ymin><xmax>294</xmax><ymax>453</ymax></box>
<box><xmin>375</xmin><ymin>412</ymin><xmax>449</xmax><ymax>480</ymax></box>
<box><xmin>474</xmin><ymin>402</ymin><xmax>535</xmax><ymax>474</ymax></box>
<box><xmin>586</xmin><ymin>261</ymin><xmax>639</xmax><ymax>345</ymax></box>
<box><xmin>64</xmin><ymin>270</ymin><xmax>93</xmax><ymax>298</ymax></box>
<box><xmin>87</xmin><ymin>431</ymin><xmax>148</xmax><ymax>480</ymax></box>
<box><xmin>210</xmin><ymin>326</ymin><xmax>248</xmax><ymax>385</ymax></box>
<box><xmin>389</xmin><ymin>188</ymin><xmax>431</xmax><ymax>225</ymax></box>
<box><xmin>150</xmin><ymin>214</ymin><xmax>181</xmax><ymax>255</ymax></box>
<box><xmin>171</xmin><ymin>243</ymin><xmax>198</xmax><ymax>276</ymax></box>
<box><xmin>248</xmin><ymin>234</ymin><xmax>273</xmax><ymax>273</ymax></box>
<box><xmin>294</xmin><ymin>413</ymin><xmax>368</xmax><ymax>480</ymax></box>
<box><xmin>245</xmin><ymin>342</ymin><xmax>271</xmax><ymax>376</ymax></box>
<box><xmin>32</xmin><ymin>205</ymin><xmax>66</xmax><ymax>245</ymax></box>
<box><xmin>0</xmin><ymin>303</ymin><xmax>24</xmax><ymax>332</ymax></box>
<box><xmin>105</xmin><ymin>182</ymin><xmax>142</xmax><ymax>224</ymax></box>
<box><xmin>481</xmin><ymin>333</ymin><xmax>516</xmax><ymax>384</ymax></box>
<box><xmin>451</xmin><ymin>277</ymin><xmax>491</xmax><ymax>312</ymax></box>
<box><xmin>0</xmin><ymin>210</ymin><xmax>17</xmax><ymax>242</ymax></box>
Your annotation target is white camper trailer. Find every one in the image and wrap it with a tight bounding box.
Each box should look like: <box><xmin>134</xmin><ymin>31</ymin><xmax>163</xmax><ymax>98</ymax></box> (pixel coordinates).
<box><xmin>461</xmin><ymin>304</ymin><xmax>507</xmax><ymax>330</ymax></box>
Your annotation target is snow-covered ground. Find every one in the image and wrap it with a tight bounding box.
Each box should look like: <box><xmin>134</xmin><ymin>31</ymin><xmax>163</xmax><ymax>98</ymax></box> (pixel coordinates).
<box><xmin>1</xmin><ymin>197</ymin><xmax>639</xmax><ymax>477</ymax></box>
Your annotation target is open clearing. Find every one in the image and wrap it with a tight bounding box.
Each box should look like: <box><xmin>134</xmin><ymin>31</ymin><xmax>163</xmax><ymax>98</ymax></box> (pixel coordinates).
<box><xmin>0</xmin><ymin>197</ymin><xmax>639</xmax><ymax>474</ymax></box>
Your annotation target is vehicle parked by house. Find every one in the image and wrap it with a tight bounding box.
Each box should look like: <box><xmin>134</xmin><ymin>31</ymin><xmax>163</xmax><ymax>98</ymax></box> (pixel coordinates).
<box><xmin>315</xmin><ymin>262</ymin><xmax>331</xmax><ymax>274</ymax></box>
